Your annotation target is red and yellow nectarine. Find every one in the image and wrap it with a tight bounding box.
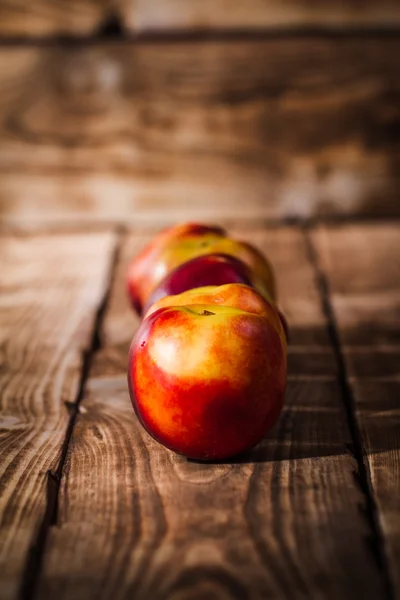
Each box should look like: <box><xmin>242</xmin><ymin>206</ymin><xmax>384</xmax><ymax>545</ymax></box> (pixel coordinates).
<box><xmin>127</xmin><ymin>223</ymin><xmax>275</xmax><ymax>312</ymax></box>
<box><xmin>128</xmin><ymin>304</ymin><xmax>286</xmax><ymax>460</ymax></box>
<box><xmin>127</xmin><ymin>223</ymin><xmax>225</xmax><ymax>312</ymax></box>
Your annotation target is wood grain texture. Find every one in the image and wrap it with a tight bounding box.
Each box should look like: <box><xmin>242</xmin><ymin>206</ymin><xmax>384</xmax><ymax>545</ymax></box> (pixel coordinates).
<box><xmin>0</xmin><ymin>232</ymin><xmax>116</xmax><ymax>600</ymax></box>
<box><xmin>313</xmin><ymin>223</ymin><xmax>400</xmax><ymax>595</ymax></box>
<box><xmin>0</xmin><ymin>0</ymin><xmax>399</xmax><ymax>37</ymax></box>
<box><xmin>37</xmin><ymin>227</ymin><xmax>387</xmax><ymax>600</ymax></box>
<box><xmin>124</xmin><ymin>0</ymin><xmax>400</xmax><ymax>32</ymax></box>
<box><xmin>0</xmin><ymin>38</ymin><xmax>399</xmax><ymax>230</ymax></box>
<box><xmin>0</xmin><ymin>0</ymin><xmax>109</xmax><ymax>37</ymax></box>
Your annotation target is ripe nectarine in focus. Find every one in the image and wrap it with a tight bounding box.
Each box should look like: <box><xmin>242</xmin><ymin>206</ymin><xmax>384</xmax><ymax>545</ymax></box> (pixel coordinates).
<box><xmin>128</xmin><ymin>304</ymin><xmax>286</xmax><ymax>460</ymax></box>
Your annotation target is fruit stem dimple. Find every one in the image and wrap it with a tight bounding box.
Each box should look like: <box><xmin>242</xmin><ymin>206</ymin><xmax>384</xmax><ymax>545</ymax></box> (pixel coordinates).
<box><xmin>199</xmin><ymin>309</ymin><xmax>215</xmax><ymax>316</ymax></box>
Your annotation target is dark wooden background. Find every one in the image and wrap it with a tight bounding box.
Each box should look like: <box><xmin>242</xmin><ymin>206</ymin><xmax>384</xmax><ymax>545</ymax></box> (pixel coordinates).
<box><xmin>0</xmin><ymin>0</ymin><xmax>399</xmax><ymax>228</ymax></box>
<box><xmin>0</xmin><ymin>3</ymin><xmax>400</xmax><ymax>600</ymax></box>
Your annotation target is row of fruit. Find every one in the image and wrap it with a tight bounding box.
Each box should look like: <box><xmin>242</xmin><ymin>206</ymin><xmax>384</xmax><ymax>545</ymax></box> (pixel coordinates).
<box><xmin>126</xmin><ymin>223</ymin><xmax>287</xmax><ymax>461</ymax></box>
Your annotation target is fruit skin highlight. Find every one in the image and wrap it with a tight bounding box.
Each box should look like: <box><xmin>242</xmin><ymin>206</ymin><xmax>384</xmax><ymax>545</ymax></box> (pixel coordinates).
<box><xmin>128</xmin><ymin>304</ymin><xmax>287</xmax><ymax>461</ymax></box>
<box><xmin>127</xmin><ymin>223</ymin><xmax>275</xmax><ymax>313</ymax></box>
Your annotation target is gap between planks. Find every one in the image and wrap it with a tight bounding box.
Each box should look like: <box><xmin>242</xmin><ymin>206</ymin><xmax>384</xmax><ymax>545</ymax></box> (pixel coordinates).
<box><xmin>2</xmin><ymin>217</ymin><xmax>400</xmax><ymax>241</ymax></box>
<box><xmin>17</xmin><ymin>231</ymin><xmax>125</xmax><ymax>600</ymax></box>
<box><xmin>303</xmin><ymin>226</ymin><xmax>397</xmax><ymax>600</ymax></box>
<box><xmin>1</xmin><ymin>27</ymin><xmax>400</xmax><ymax>48</ymax></box>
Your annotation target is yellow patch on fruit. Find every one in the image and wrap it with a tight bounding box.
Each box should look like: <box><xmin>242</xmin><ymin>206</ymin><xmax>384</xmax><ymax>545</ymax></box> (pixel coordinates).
<box><xmin>148</xmin><ymin>305</ymin><xmax>270</xmax><ymax>386</ymax></box>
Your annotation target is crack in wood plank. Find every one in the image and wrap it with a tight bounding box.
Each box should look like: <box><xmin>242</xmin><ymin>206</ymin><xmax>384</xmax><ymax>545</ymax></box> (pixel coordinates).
<box><xmin>303</xmin><ymin>226</ymin><xmax>397</xmax><ymax>600</ymax></box>
<box><xmin>13</xmin><ymin>233</ymin><xmax>122</xmax><ymax>600</ymax></box>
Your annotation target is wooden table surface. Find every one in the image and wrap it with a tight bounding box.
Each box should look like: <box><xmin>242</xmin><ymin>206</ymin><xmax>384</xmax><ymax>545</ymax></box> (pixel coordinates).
<box><xmin>0</xmin><ymin>3</ymin><xmax>400</xmax><ymax>599</ymax></box>
<box><xmin>1</xmin><ymin>220</ymin><xmax>399</xmax><ymax>600</ymax></box>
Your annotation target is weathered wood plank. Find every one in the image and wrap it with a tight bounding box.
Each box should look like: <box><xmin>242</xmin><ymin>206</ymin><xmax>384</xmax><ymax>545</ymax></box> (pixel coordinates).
<box><xmin>0</xmin><ymin>0</ymin><xmax>399</xmax><ymax>37</ymax></box>
<box><xmin>0</xmin><ymin>38</ymin><xmax>399</xmax><ymax>230</ymax></box>
<box><xmin>37</xmin><ymin>227</ymin><xmax>388</xmax><ymax>600</ymax></box>
<box><xmin>313</xmin><ymin>224</ymin><xmax>400</xmax><ymax>346</ymax></box>
<box><xmin>313</xmin><ymin>222</ymin><xmax>400</xmax><ymax>595</ymax></box>
<box><xmin>124</xmin><ymin>0</ymin><xmax>400</xmax><ymax>32</ymax></box>
<box><xmin>0</xmin><ymin>0</ymin><xmax>108</xmax><ymax>37</ymax></box>
<box><xmin>0</xmin><ymin>232</ymin><xmax>116</xmax><ymax>600</ymax></box>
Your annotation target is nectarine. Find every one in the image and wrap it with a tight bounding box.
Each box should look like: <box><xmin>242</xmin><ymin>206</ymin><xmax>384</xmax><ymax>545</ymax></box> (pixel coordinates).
<box><xmin>143</xmin><ymin>253</ymin><xmax>257</xmax><ymax>312</ymax></box>
<box><xmin>127</xmin><ymin>223</ymin><xmax>275</xmax><ymax>313</ymax></box>
<box><xmin>128</xmin><ymin>304</ymin><xmax>286</xmax><ymax>460</ymax></box>
<box><xmin>127</xmin><ymin>223</ymin><xmax>225</xmax><ymax>313</ymax></box>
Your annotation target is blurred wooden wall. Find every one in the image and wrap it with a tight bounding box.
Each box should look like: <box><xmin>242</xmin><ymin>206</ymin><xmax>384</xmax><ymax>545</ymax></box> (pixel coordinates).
<box><xmin>0</xmin><ymin>1</ymin><xmax>399</xmax><ymax>228</ymax></box>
